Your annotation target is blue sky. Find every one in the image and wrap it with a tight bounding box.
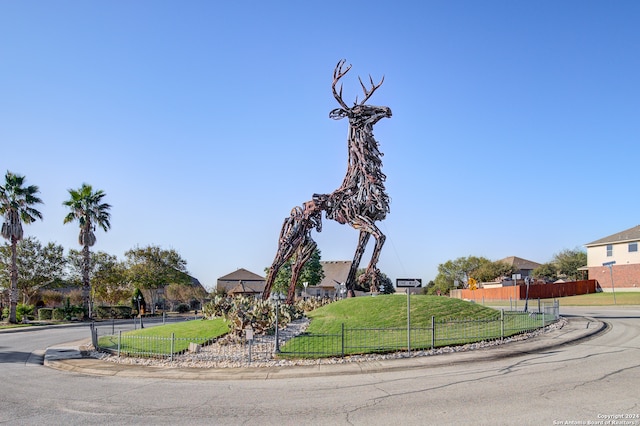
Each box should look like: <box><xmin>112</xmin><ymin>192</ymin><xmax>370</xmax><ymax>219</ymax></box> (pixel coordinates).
<box><xmin>2</xmin><ymin>1</ymin><xmax>639</xmax><ymax>289</ymax></box>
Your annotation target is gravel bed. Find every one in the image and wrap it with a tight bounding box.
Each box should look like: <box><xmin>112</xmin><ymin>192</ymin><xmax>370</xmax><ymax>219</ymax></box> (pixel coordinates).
<box><xmin>89</xmin><ymin>317</ymin><xmax>567</xmax><ymax>369</ymax></box>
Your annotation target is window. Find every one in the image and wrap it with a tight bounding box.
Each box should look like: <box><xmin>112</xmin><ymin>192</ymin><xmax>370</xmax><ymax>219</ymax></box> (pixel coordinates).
<box><xmin>629</xmin><ymin>242</ymin><xmax>638</xmax><ymax>253</ymax></box>
<box><xmin>606</xmin><ymin>244</ymin><xmax>613</xmax><ymax>257</ymax></box>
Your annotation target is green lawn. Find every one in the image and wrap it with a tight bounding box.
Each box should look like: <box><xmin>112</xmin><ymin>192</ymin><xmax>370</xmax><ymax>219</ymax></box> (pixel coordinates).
<box><xmin>97</xmin><ymin>319</ymin><xmax>229</xmax><ymax>356</ymax></box>
<box><xmin>304</xmin><ymin>295</ymin><xmax>501</xmax><ymax>333</ymax></box>
<box><xmin>281</xmin><ymin>295</ymin><xmax>552</xmax><ymax>357</ymax></box>
<box><xmin>485</xmin><ymin>292</ymin><xmax>640</xmax><ymax>307</ymax></box>
<box><xmin>96</xmin><ymin>292</ymin><xmax>628</xmax><ymax>359</ymax></box>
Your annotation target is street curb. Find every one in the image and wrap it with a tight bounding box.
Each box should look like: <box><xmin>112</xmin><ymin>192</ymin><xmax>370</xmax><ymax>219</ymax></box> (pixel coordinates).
<box><xmin>0</xmin><ymin>322</ymin><xmax>92</xmax><ymax>334</ymax></box>
<box><xmin>44</xmin><ymin>316</ymin><xmax>607</xmax><ymax>380</ymax></box>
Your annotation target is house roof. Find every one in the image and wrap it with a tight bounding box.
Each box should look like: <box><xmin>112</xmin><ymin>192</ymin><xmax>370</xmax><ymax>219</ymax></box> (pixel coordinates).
<box><xmin>217</xmin><ymin>268</ymin><xmax>265</xmax><ymax>282</ymax></box>
<box><xmin>228</xmin><ymin>281</ymin><xmax>263</xmax><ymax>294</ymax></box>
<box><xmin>189</xmin><ymin>275</ymin><xmax>206</xmax><ymax>292</ymax></box>
<box><xmin>317</xmin><ymin>261</ymin><xmax>352</xmax><ymax>288</ymax></box>
<box><xmin>498</xmin><ymin>256</ymin><xmax>542</xmax><ymax>271</ymax></box>
<box><xmin>585</xmin><ymin>225</ymin><xmax>640</xmax><ymax>247</ymax></box>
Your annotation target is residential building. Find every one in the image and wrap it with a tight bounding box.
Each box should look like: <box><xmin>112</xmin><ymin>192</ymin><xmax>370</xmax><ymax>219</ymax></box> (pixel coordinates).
<box><xmin>586</xmin><ymin>225</ymin><xmax>640</xmax><ymax>291</ymax></box>
<box><xmin>216</xmin><ymin>268</ymin><xmax>266</xmax><ymax>297</ymax></box>
<box><xmin>216</xmin><ymin>262</ymin><xmax>354</xmax><ymax>300</ymax></box>
<box><xmin>498</xmin><ymin>256</ymin><xmax>542</xmax><ymax>280</ymax></box>
<box><xmin>303</xmin><ymin>260</ymin><xmax>352</xmax><ymax>299</ymax></box>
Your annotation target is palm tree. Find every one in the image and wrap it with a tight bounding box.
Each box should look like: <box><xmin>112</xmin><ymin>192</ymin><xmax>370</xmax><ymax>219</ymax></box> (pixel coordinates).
<box><xmin>63</xmin><ymin>183</ymin><xmax>111</xmax><ymax>318</ymax></box>
<box><xmin>0</xmin><ymin>171</ymin><xmax>43</xmax><ymax>323</ymax></box>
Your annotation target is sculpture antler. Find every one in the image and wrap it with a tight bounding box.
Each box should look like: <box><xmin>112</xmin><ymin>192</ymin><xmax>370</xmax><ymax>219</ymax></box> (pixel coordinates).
<box><xmin>357</xmin><ymin>74</ymin><xmax>385</xmax><ymax>105</ymax></box>
<box><xmin>332</xmin><ymin>59</ymin><xmax>352</xmax><ymax>110</ymax></box>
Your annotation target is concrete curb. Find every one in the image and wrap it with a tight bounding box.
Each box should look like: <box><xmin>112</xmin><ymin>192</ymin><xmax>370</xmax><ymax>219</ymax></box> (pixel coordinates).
<box><xmin>44</xmin><ymin>316</ymin><xmax>606</xmax><ymax>380</ymax></box>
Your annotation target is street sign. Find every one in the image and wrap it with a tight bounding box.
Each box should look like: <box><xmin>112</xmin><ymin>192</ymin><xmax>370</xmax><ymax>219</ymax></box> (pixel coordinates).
<box><xmin>602</xmin><ymin>261</ymin><xmax>616</xmax><ymax>267</ymax></box>
<box><xmin>396</xmin><ymin>278</ymin><xmax>422</xmax><ymax>288</ymax></box>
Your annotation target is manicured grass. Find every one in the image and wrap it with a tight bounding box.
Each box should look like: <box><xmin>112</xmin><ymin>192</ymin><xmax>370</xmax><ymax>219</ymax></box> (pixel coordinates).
<box><xmin>97</xmin><ymin>318</ymin><xmax>230</xmax><ymax>356</ymax></box>
<box><xmin>0</xmin><ymin>323</ymin><xmax>35</xmax><ymax>330</ymax></box>
<box><xmin>281</xmin><ymin>295</ymin><xmax>551</xmax><ymax>357</ymax></box>
<box><xmin>485</xmin><ymin>292</ymin><xmax>640</xmax><ymax>307</ymax></box>
<box><xmin>305</xmin><ymin>295</ymin><xmax>500</xmax><ymax>334</ymax></box>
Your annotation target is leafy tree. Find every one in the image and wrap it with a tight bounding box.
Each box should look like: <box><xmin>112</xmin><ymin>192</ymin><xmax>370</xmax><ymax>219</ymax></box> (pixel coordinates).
<box><xmin>297</xmin><ymin>249</ymin><xmax>324</xmax><ymax>289</ymax></box>
<box><xmin>422</xmin><ymin>280</ymin><xmax>435</xmax><ymax>295</ymax></box>
<box><xmin>67</xmin><ymin>249</ymin><xmax>130</xmax><ymax>306</ymax></box>
<box><xmin>474</xmin><ymin>260</ymin><xmax>517</xmax><ymax>283</ymax></box>
<box><xmin>431</xmin><ymin>256</ymin><xmax>491</xmax><ymax>294</ymax></box>
<box><xmin>131</xmin><ymin>287</ymin><xmax>146</xmax><ymax>314</ymax></box>
<box><xmin>532</xmin><ymin>262</ymin><xmax>558</xmax><ymax>282</ymax></box>
<box><xmin>125</xmin><ymin>245</ymin><xmax>191</xmax><ymax>313</ymax></box>
<box><xmin>0</xmin><ymin>237</ymin><xmax>66</xmax><ymax>305</ymax></box>
<box><xmin>378</xmin><ymin>274</ymin><xmax>395</xmax><ymax>294</ymax></box>
<box><xmin>92</xmin><ymin>252</ymin><xmax>130</xmax><ymax>306</ymax></box>
<box><xmin>0</xmin><ymin>171</ymin><xmax>43</xmax><ymax>323</ymax></box>
<box><xmin>63</xmin><ymin>183</ymin><xmax>111</xmax><ymax>318</ymax></box>
<box><xmin>532</xmin><ymin>249</ymin><xmax>587</xmax><ymax>282</ymax></box>
<box><xmin>355</xmin><ymin>268</ymin><xmax>394</xmax><ymax>293</ymax></box>
<box><xmin>265</xmin><ymin>247</ymin><xmax>325</xmax><ymax>296</ymax></box>
<box><xmin>554</xmin><ymin>248</ymin><xmax>587</xmax><ymax>280</ymax></box>
<box><xmin>165</xmin><ymin>283</ymin><xmax>207</xmax><ymax>310</ymax></box>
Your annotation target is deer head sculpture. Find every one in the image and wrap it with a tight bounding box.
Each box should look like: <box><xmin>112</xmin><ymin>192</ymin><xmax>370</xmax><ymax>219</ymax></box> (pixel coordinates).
<box><xmin>329</xmin><ymin>59</ymin><xmax>392</xmax><ymax>125</ymax></box>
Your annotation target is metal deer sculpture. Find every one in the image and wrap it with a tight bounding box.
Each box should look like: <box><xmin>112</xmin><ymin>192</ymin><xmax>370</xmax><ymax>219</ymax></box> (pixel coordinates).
<box><xmin>263</xmin><ymin>60</ymin><xmax>392</xmax><ymax>304</ymax></box>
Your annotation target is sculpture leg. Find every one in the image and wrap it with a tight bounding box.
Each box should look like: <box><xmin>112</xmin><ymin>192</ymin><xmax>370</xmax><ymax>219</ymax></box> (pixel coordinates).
<box><xmin>349</xmin><ymin>219</ymin><xmax>386</xmax><ymax>295</ymax></box>
<box><xmin>345</xmin><ymin>230</ymin><xmax>371</xmax><ymax>297</ymax></box>
<box><xmin>263</xmin><ymin>253</ymin><xmax>291</xmax><ymax>301</ymax></box>
<box><xmin>286</xmin><ymin>239</ymin><xmax>316</xmax><ymax>304</ymax></box>
<box><xmin>262</xmin><ymin>215</ymin><xmax>302</xmax><ymax>301</ymax></box>
<box><xmin>365</xmin><ymin>223</ymin><xmax>386</xmax><ymax>273</ymax></box>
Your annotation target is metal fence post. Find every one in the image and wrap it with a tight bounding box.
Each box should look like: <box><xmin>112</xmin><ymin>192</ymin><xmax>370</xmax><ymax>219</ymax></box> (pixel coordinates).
<box><xmin>117</xmin><ymin>330</ymin><xmax>122</xmax><ymax>357</ymax></box>
<box><xmin>170</xmin><ymin>333</ymin><xmax>175</xmax><ymax>362</ymax></box>
<box><xmin>500</xmin><ymin>309</ymin><xmax>505</xmax><ymax>340</ymax></box>
<box><xmin>431</xmin><ymin>316</ymin><xmax>435</xmax><ymax>349</ymax></box>
<box><xmin>341</xmin><ymin>323</ymin><xmax>345</xmax><ymax>357</ymax></box>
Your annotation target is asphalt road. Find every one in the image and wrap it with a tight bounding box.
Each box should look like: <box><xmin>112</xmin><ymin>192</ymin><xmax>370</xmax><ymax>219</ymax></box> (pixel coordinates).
<box><xmin>1</xmin><ymin>306</ymin><xmax>638</xmax><ymax>425</ymax></box>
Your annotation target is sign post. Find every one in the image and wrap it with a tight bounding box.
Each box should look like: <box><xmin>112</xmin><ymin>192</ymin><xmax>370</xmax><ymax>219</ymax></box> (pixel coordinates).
<box><xmin>396</xmin><ymin>279</ymin><xmax>422</xmax><ymax>354</ymax></box>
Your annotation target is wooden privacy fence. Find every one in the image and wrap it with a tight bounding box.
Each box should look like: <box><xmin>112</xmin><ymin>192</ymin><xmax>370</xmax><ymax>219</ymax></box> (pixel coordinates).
<box><xmin>451</xmin><ymin>280</ymin><xmax>597</xmax><ymax>301</ymax></box>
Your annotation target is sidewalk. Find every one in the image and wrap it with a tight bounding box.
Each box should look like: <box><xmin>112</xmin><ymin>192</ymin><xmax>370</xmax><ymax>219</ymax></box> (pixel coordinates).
<box><xmin>43</xmin><ymin>316</ymin><xmax>605</xmax><ymax>380</ymax></box>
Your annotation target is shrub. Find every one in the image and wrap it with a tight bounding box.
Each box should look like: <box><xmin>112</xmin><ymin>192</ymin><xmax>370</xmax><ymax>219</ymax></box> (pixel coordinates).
<box><xmin>202</xmin><ymin>295</ymin><xmax>306</xmax><ymax>338</ymax></box>
<box><xmin>175</xmin><ymin>303</ymin><xmax>191</xmax><ymax>313</ymax></box>
<box><xmin>52</xmin><ymin>308</ymin><xmax>66</xmax><ymax>320</ymax></box>
<box><xmin>52</xmin><ymin>298</ymin><xmax>84</xmax><ymax>320</ymax></box>
<box><xmin>38</xmin><ymin>308</ymin><xmax>53</xmax><ymax>321</ymax></box>
<box><xmin>40</xmin><ymin>290</ymin><xmax>64</xmax><ymax>307</ymax></box>
<box><xmin>2</xmin><ymin>304</ymin><xmax>36</xmax><ymax>322</ymax></box>
<box><xmin>94</xmin><ymin>305</ymin><xmax>133</xmax><ymax>319</ymax></box>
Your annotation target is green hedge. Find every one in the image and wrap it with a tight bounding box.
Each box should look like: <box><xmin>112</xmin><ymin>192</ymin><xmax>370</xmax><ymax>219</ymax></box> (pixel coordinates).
<box><xmin>94</xmin><ymin>305</ymin><xmax>133</xmax><ymax>319</ymax></box>
<box><xmin>38</xmin><ymin>308</ymin><xmax>53</xmax><ymax>321</ymax></box>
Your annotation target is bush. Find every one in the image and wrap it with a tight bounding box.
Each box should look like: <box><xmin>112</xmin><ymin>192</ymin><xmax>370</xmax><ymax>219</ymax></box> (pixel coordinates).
<box><xmin>175</xmin><ymin>303</ymin><xmax>191</xmax><ymax>313</ymax></box>
<box><xmin>202</xmin><ymin>295</ymin><xmax>306</xmax><ymax>338</ymax></box>
<box><xmin>38</xmin><ymin>308</ymin><xmax>53</xmax><ymax>321</ymax></box>
<box><xmin>2</xmin><ymin>304</ymin><xmax>36</xmax><ymax>322</ymax></box>
<box><xmin>52</xmin><ymin>298</ymin><xmax>84</xmax><ymax>320</ymax></box>
<box><xmin>40</xmin><ymin>290</ymin><xmax>64</xmax><ymax>307</ymax></box>
<box><xmin>94</xmin><ymin>305</ymin><xmax>133</xmax><ymax>319</ymax></box>
<box><xmin>52</xmin><ymin>308</ymin><xmax>66</xmax><ymax>320</ymax></box>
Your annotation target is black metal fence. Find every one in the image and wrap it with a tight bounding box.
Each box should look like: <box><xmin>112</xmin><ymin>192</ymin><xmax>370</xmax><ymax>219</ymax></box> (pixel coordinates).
<box><xmin>91</xmin><ymin>302</ymin><xmax>560</xmax><ymax>364</ymax></box>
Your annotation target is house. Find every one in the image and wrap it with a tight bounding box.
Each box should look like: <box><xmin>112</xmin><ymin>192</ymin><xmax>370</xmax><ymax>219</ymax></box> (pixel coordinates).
<box><xmin>497</xmin><ymin>256</ymin><xmax>542</xmax><ymax>280</ymax></box>
<box><xmin>303</xmin><ymin>261</ymin><xmax>352</xmax><ymax>299</ymax></box>
<box><xmin>217</xmin><ymin>262</ymin><xmax>354</xmax><ymax>300</ymax></box>
<box><xmin>216</xmin><ymin>268</ymin><xmax>266</xmax><ymax>296</ymax></box>
<box><xmin>585</xmin><ymin>225</ymin><xmax>640</xmax><ymax>291</ymax></box>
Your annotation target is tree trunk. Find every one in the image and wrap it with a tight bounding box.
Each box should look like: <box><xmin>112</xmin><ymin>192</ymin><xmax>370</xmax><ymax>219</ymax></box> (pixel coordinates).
<box><xmin>82</xmin><ymin>244</ymin><xmax>91</xmax><ymax>319</ymax></box>
<box><xmin>9</xmin><ymin>237</ymin><xmax>18</xmax><ymax>323</ymax></box>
